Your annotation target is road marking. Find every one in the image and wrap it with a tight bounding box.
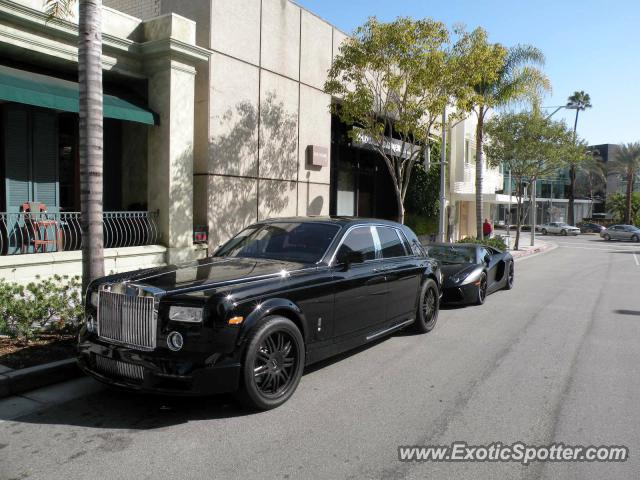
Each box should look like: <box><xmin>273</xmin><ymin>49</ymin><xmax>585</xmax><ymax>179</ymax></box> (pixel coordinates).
<box><xmin>558</xmin><ymin>245</ymin><xmax>640</xmax><ymax>252</ymax></box>
<box><xmin>634</xmin><ymin>253</ymin><xmax>640</xmax><ymax>266</ymax></box>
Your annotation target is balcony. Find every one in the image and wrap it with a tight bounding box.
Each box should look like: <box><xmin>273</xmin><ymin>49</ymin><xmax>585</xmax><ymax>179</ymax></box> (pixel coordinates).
<box><xmin>453</xmin><ymin>164</ymin><xmax>504</xmax><ymax>195</ymax></box>
<box><xmin>0</xmin><ymin>211</ymin><xmax>160</xmax><ymax>256</ymax></box>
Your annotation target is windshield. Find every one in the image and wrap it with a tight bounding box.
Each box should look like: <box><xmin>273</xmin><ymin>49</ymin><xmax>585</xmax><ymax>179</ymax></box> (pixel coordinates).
<box><xmin>214</xmin><ymin>222</ymin><xmax>340</xmax><ymax>263</ymax></box>
<box><xmin>427</xmin><ymin>245</ymin><xmax>476</xmax><ymax>264</ymax></box>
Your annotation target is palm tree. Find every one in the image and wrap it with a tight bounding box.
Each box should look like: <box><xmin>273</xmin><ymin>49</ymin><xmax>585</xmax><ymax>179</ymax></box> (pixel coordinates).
<box><xmin>464</xmin><ymin>33</ymin><xmax>551</xmax><ymax>239</ymax></box>
<box><xmin>565</xmin><ymin>91</ymin><xmax>592</xmax><ymax>225</ymax></box>
<box><xmin>46</xmin><ymin>0</ymin><xmax>104</xmax><ymax>291</ymax></box>
<box><xmin>609</xmin><ymin>142</ymin><xmax>640</xmax><ymax>224</ymax></box>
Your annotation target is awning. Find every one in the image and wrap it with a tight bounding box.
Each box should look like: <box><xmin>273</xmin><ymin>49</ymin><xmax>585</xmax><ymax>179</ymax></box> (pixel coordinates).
<box><xmin>0</xmin><ymin>65</ymin><xmax>157</xmax><ymax>125</ymax></box>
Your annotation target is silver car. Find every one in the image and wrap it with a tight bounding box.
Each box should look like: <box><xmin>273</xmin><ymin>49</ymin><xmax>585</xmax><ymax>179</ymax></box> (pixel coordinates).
<box><xmin>539</xmin><ymin>222</ymin><xmax>581</xmax><ymax>236</ymax></box>
<box><xmin>600</xmin><ymin>224</ymin><xmax>640</xmax><ymax>242</ymax></box>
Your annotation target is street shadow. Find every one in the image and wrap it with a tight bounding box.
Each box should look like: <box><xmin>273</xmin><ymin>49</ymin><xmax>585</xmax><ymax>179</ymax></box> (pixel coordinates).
<box><xmin>615</xmin><ymin>309</ymin><xmax>640</xmax><ymax>316</ymax></box>
<box><xmin>7</xmin><ymin>334</ymin><xmax>409</xmax><ymax>430</ymax></box>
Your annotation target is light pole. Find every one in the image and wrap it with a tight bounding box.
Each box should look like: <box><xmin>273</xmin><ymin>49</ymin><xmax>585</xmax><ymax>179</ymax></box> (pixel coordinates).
<box><xmin>437</xmin><ymin>108</ymin><xmax>447</xmax><ymax>243</ymax></box>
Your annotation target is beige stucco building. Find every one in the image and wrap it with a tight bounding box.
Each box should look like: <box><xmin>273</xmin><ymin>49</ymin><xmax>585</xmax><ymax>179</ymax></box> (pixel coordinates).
<box><xmin>0</xmin><ymin>0</ymin><xmax>356</xmax><ymax>282</ymax></box>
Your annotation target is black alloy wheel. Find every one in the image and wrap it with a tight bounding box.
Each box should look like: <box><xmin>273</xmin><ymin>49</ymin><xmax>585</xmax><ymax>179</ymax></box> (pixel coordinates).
<box><xmin>476</xmin><ymin>273</ymin><xmax>488</xmax><ymax>305</ymax></box>
<box><xmin>413</xmin><ymin>278</ymin><xmax>439</xmax><ymax>333</ymax></box>
<box><xmin>236</xmin><ymin>316</ymin><xmax>304</xmax><ymax>410</ymax></box>
<box><xmin>504</xmin><ymin>261</ymin><xmax>514</xmax><ymax>290</ymax></box>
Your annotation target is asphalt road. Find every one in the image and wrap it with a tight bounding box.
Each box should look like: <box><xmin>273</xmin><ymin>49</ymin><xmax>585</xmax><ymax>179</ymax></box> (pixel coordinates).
<box><xmin>1</xmin><ymin>235</ymin><xmax>639</xmax><ymax>480</ymax></box>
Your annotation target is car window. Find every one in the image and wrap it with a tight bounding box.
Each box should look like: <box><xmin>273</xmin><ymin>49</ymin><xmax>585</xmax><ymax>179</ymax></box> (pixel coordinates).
<box><xmin>427</xmin><ymin>245</ymin><xmax>476</xmax><ymax>264</ymax></box>
<box><xmin>214</xmin><ymin>222</ymin><xmax>340</xmax><ymax>263</ymax></box>
<box><xmin>397</xmin><ymin>230</ymin><xmax>414</xmax><ymax>255</ymax></box>
<box><xmin>377</xmin><ymin>227</ymin><xmax>407</xmax><ymax>258</ymax></box>
<box><xmin>336</xmin><ymin>227</ymin><xmax>376</xmax><ymax>262</ymax></box>
<box><xmin>478</xmin><ymin>247</ymin><xmax>490</xmax><ymax>262</ymax></box>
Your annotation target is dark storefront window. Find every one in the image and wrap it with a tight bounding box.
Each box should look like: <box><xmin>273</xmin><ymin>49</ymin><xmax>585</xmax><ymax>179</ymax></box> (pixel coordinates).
<box><xmin>330</xmin><ymin>114</ymin><xmax>398</xmax><ymax>220</ymax></box>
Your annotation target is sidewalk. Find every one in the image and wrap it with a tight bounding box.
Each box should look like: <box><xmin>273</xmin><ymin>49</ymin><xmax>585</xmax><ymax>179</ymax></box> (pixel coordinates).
<box><xmin>504</xmin><ymin>234</ymin><xmax>556</xmax><ymax>260</ymax></box>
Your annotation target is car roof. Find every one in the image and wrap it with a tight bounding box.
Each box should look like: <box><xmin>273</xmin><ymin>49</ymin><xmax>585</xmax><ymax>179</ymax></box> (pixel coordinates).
<box><xmin>427</xmin><ymin>242</ymin><xmax>479</xmax><ymax>249</ymax></box>
<box><xmin>259</xmin><ymin>216</ymin><xmax>404</xmax><ymax>228</ymax></box>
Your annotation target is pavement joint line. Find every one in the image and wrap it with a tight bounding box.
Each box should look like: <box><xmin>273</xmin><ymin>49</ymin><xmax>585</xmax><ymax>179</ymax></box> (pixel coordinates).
<box><xmin>634</xmin><ymin>252</ymin><xmax>640</xmax><ymax>266</ymax></box>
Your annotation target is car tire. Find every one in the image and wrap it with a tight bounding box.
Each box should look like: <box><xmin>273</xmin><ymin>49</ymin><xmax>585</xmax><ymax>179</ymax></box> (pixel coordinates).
<box><xmin>504</xmin><ymin>261</ymin><xmax>514</xmax><ymax>290</ymax></box>
<box><xmin>235</xmin><ymin>315</ymin><xmax>305</xmax><ymax>411</ymax></box>
<box><xmin>561</xmin><ymin>229</ymin><xmax>567</xmax><ymax>236</ymax></box>
<box><xmin>475</xmin><ymin>273</ymin><xmax>488</xmax><ymax>305</ymax></box>
<box><xmin>541</xmin><ymin>229</ymin><xmax>547</xmax><ymax>235</ymax></box>
<box><xmin>412</xmin><ymin>278</ymin><xmax>439</xmax><ymax>333</ymax></box>
<box><xmin>632</xmin><ymin>234</ymin><xmax>639</xmax><ymax>243</ymax></box>
<box><xmin>603</xmin><ymin>233</ymin><xmax>611</xmax><ymax>241</ymax></box>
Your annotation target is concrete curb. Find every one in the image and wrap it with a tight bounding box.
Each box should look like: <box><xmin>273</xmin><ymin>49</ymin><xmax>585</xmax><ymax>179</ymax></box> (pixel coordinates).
<box><xmin>512</xmin><ymin>241</ymin><xmax>558</xmax><ymax>261</ymax></box>
<box><xmin>0</xmin><ymin>358</ymin><xmax>82</xmax><ymax>399</ymax></box>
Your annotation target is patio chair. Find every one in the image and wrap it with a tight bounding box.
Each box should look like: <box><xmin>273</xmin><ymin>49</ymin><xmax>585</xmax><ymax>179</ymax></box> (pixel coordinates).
<box><xmin>20</xmin><ymin>202</ymin><xmax>61</xmax><ymax>253</ymax></box>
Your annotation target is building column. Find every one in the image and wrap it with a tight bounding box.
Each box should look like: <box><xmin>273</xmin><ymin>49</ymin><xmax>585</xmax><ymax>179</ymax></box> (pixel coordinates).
<box><xmin>141</xmin><ymin>14</ymin><xmax>210</xmax><ymax>264</ymax></box>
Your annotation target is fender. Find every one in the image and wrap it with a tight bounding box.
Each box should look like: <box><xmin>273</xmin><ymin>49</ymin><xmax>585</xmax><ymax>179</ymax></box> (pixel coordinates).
<box><xmin>235</xmin><ymin>297</ymin><xmax>308</xmax><ymax>346</ymax></box>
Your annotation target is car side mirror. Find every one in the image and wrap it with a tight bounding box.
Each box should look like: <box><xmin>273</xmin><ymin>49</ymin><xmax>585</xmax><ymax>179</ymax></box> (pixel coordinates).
<box><xmin>338</xmin><ymin>250</ymin><xmax>365</xmax><ymax>268</ymax></box>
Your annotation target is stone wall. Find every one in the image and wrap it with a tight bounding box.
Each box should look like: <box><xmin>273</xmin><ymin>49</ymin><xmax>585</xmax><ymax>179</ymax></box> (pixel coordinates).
<box><xmin>103</xmin><ymin>0</ymin><xmax>161</xmax><ymax>19</ymax></box>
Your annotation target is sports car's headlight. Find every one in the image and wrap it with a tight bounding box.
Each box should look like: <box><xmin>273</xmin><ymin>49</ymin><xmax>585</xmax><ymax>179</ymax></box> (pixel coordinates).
<box><xmin>168</xmin><ymin>306</ymin><xmax>203</xmax><ymax>323</ymax></box>
<box><xmin>450</xmin><ymin>273</ymin><xmax>467</xmax><ymax>284</ymax></box>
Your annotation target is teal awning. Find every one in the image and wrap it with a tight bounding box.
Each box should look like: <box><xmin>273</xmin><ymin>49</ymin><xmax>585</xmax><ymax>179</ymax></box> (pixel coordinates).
<box><xmin>0</xmin><ymin>65</ymin><xmax>157</xmax><ymax>125</ymax></box>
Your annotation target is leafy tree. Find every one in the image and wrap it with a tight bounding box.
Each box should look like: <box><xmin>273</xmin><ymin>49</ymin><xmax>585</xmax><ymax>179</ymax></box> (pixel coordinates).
<box><xmin>607</xmin><ymin>192</ymin><xmax>640</xmax><ymax>225</ymax></box>
<box><xmin>455</xmin><ymin>28</ymin><xmax>551</xmax><ymax>239</ymax></box>
<box><xmin>484</xmin><ymin>110</ymin><xmax>574</xmax><ymax>249</ymax></box>
<box><xmin>573</xmin><ymin>146</ymin><xmax>606</xmax><ymax>216</ymax></box>
<box><xmin>608</xmin><ymin>142</ymin><xmax>640</xmax><ymax>224</ymax></box>
<box><xmin>325</xmin><ymin>17</ymin><xmax>465</xmax><ymax>223</ymax></box>
<box><xmin>46</xmin><ymin>0</ymin><xmax>105</xmax><ymax>291</ymax></box>
<box><xmin>565</xmin><ymin>91</ymin><xmax>592</xmax><ymax>224</ymax></box>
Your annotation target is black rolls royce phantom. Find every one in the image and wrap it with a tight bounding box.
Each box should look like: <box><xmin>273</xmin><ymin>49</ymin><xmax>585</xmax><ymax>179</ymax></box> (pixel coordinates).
<box><xmin>78</xmin><ymin>217</ymin><xmax>442</xmax><ymax>410</ymax></box>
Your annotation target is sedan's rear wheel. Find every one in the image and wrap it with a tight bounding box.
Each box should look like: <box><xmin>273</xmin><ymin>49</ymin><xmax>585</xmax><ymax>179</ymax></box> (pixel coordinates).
<box><xmin>413</xmin><ymin>279</ymin><xmax>439</xmax><ymax>333</ymax></box>
<box><xmin>476</xmin><ymin>273</ymin><xmax>488</xmax><ymax>305</ymax></box>
<box><xmin>236</xmin><ymin>315</ymin><xmax>304</xmax><ymax>410</ymax></box>
<box><xmin>561</xmin><ymin>229</ymin><xmax>567</xmax><ymax>236</ymax></box>
<box><xmin>632</xmin><ymin>234</ymin><xmax>639</xmax><ymax>243</ymax></box>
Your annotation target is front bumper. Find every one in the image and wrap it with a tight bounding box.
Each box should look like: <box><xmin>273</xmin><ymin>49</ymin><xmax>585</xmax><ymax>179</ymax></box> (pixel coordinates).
<box><xmin>77</xmin><ymin>337</ymin><xmax>241</xmax><ymax>396</ymax></box>
<box><xmin>441</xmin><ymin>283</ymin><xmax>478</xmax><ymax>305</ymax></box>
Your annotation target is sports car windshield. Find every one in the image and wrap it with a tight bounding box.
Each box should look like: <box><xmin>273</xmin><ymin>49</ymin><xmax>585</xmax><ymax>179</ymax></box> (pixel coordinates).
<box><xmin>427</xmin><ymin>245</ymin><xmax>476</xmax><ymax>264</ymax></box>
<box><xmin>214</xmin><ymin>222</ymin><xmax>340</xmax><ymax>263</ymax></box>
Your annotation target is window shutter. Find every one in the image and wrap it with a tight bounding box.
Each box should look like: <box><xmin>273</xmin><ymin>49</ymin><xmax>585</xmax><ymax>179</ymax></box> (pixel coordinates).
<box><xmin>3</xmin><ymin>105</ymin><xmax>31</xmax><ymax>210</ymax></box>
<box><xmin>32</xmin><ymin>110</ymin><xmax>59</xmax><ymax>209</ymax></box>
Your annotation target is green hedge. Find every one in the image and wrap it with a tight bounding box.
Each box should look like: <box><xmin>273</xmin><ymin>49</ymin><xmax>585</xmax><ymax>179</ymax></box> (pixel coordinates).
<box><xmin>457</xmin><ymin>236</ymin><xmax>507</xmax><ymax>251</ymax></box>
<box><xmin>0</xmin><ymin>275</ymin><xmax>84</xmax><ymax>342</ymax></box>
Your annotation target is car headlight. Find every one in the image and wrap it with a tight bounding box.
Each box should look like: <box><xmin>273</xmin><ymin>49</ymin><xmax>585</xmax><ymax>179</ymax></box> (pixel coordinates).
<box><xmin>86</xmin><ymin>314</ymin><xmax>97</xmax><ymax>333</ymax></box>
<box><xmin>89</xmin><ymin>291</ymin><xmax>99</xmax><ymax>308</ymax></box>
<box><xmin>449</xmin><ymin>273</ymin><xmax>467</xmax><ymax>284</ymax></box>
<box><xmin>168</xmin><ymin>306</ymin><xmax>203</xmax><ymax>323</ymax></box>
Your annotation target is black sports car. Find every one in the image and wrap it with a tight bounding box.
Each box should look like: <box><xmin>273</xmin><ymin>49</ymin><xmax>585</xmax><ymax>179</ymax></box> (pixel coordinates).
<box><xmin>426</xmin><ymin>243</ymin><xmax>514</xmax><ymax>305</ymax></box>
<box><xmin>78</xmin><ymin>217</ymin><xmax>442</xmax><ymax>410</ymax></box>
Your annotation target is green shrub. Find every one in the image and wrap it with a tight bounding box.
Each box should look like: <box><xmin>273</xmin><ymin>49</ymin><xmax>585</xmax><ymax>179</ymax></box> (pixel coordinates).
<box><xmin>0</xmin><ymin>275</ymin><xmax>84</xmax><ymax>342</ymax></box>
<box><xmin>457</xmin><ymin>236</ymin><xmax>508</xmax><ymax>251</ymax></box>
<box><xmin>405</xmin><ymin>213</ymin><xmax>438</xmax><ymax>236</ymax></box>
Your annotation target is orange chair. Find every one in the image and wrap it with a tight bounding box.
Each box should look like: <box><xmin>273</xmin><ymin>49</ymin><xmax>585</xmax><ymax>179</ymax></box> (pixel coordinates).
<box><xmin>21</xmin><ymin>202</ymin><xmax>61</xmax><ymax>253</ymax></box>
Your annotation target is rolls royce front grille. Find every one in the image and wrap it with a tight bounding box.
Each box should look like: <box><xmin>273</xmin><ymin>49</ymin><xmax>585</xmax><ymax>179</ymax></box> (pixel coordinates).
<box><xmin>95</xmin><ymin>355</ymin><xmax>144</xmax><ymax>382</ymax></box>
<box><xmin>97</xmin><ymin>290</ymin><xmax>156</xmax><ymax>350</ymax></box>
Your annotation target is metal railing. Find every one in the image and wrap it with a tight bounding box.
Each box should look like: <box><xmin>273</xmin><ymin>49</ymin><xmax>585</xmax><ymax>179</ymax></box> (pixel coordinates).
<box><xmin>0</xmin><ymin>211</ymin><xmax>160</xmax><ymax>255</ymax></box>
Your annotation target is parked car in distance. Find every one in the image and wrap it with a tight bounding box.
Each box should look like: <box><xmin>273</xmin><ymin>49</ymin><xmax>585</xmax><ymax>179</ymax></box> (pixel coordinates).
<box><xmin>539</xmin><ymin>222</ymin><xmax>580</xmax><ymax>236</ymax></box>
<box><xmin>78</xmin><ymin>217</ymin><xmax>442</xmax><ymax>410</ymax></box>
<box><xmin>577</xmin><ymin>222</ymin><xmax>606</xmax><ymax>234</ymax></box>
<box><xmin>426</xmin><ymin>243</ymin><xmax>514</xmax><ymax>306</ymax></box>
<box><xmin>600</xmin><ymin>224</ymin><xmax>640</xmax><ymax>242</ymax></box>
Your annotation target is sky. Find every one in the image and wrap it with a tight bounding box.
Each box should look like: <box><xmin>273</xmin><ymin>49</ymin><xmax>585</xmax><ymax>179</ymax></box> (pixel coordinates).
<box><xmin>296</xmin><ymin>0</ymin><xmax>640</xmax><ymax>146</ymax></box>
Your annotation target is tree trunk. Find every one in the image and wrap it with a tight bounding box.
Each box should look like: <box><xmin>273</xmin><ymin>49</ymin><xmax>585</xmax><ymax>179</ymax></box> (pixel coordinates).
<box><xmin>395</xmin><ymin>186</ymin><xmax>404</xmax><ymax>224</ymax></box>
<box><xmin>567</xmin><ymin>165</ymin><xmax>576</xmax><ymax>225</ymax></box>
<box><xmin>625</xmin><ymin>167</ymin><xmax>634</xmax><ymax>224</ymax></box>
<box><xmin>79</xmin><ymin>0</ymin><xmax>105</xmax><ymax>292</ymax></box>
<box><xmin>515</xmin><ymin>195</ymin><xmax>522</xmax><ymax>251</ymax></box>
<box><xmin>475</xmin><ymin>108</ymin><xmax>484</xmax><ymax>239</ymax></box>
